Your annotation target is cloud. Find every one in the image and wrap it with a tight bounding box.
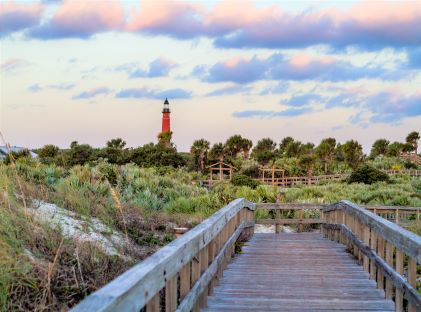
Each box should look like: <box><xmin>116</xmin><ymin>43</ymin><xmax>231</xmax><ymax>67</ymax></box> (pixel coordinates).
<box><xmin>3</xmin><ymin>0</ymin><xmax>419</xmax><ymax>52</ymax></box>
<box><xmin>232</xmin><ymin>107</ymin><xmax>313</xmax><ymax>118</ymax></box>
<box><xmin>324</xmin><ymin>88</ymin><xmax>421</xmax><ymax>124</ymax></box>
<box><xmin>115</xmin><ymin>87</ymin><xmax>192</xmax><ymax>99</ymax></box>
<box><xmin>326</xmin><ymin>93</ymin><xmax>363</xmax><ymax>109</ymax></box>
<box><xmin>72</xmin><ymin>87</ymin><xmax>111</xmax><ymax>99</ymax></box>
<box><xmin>366</xmin><ymin>92</ymin><xmax>421</xmax><ymax>123</ymax></box>
<box><xmin>27</xmin><ymin>1</ymin><xmax>124</xmax><ymax>39</ymax></box>
<box><xmin>259</xmin><ymin>82</ymin><xmax>289</xmax><ymax>95</ymax></box>
<box><xmin>283</xmin><ymin>93</ymin><xmax>323</xmax><ymax>107</ymax></box>
<box><xmin>126</xmin><ymin>0</ymin><xmax>206</xmax><ymax>39</ymax></box>
<box><xmin>127</xmin><ymin>0</ymin><xmax>421</xmax><ymax>51</ymax></box>
<box><xmin>116</xmin><ymin>58</ymin><xmax>177</xmax><ymax>78</ymax></box>
<box><xmin>28</xmin><ymin>82</ymin><xmax>75</xmax><ymax>92</ymax></box>
<box><xmin>0</xmin><ymin>58</ymin><xmax>29</xmax><ymax>72</ymax></box>
<box><xmin>199</xmin><ymin>56</ymin><xmax>266</xmax><ymax>83</ymax></box>
<box><xmin>28</xmin><ymin>84</ymin><xmax>42</xmax><ymax>92</ymax></box>
<box><xmin>406</xmin><ymin>47</ymin><xmax>421</xmax><ymax>68</ymax></box>
<box><xmin>0</xmin><ymin>2</ymin><xmax>44</xmax><ymax>36</ymax></box>
<box><xmin>196</xmin><ymin>52</ymin><xmax>395</xmax><ymax>84</ymax></box>
<box><xmin>205</xmin><ymin>85</ymin><xmax>251</xmax><ymax>97</ymax></box>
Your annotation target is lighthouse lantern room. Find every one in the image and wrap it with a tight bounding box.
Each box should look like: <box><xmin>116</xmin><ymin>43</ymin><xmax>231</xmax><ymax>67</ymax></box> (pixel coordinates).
<box><xmin>162</xmin><ymin>98</ymin><xmax>171</xmax><ymax>133</ymax></box>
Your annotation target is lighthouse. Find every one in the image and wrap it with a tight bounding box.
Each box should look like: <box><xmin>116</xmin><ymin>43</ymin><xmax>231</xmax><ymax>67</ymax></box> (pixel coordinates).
<box><xmin>162</xmin><ymin>98</ymin><xmax>171</xmax><ymax>133</ymax></box>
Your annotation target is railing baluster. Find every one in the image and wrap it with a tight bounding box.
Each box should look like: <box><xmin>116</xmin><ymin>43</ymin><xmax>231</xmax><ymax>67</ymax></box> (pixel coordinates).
<box><xmin>369</xmin><ymin>230</ymin><xmax>377</xmax><ymax>281</ymax></box>
<box><xmin>165</xmin><ymin>275</ymin><xmax>177</xmax><ymax>312</ymax></box>
<box><xmin>385</xmin><ymin>241</ymin><xmax>394</xmax><ymax>299</ymax></box>
<box><xmin>275</xmin><ymin>209</ymin><xmax>280</xmax><ymax>233</ymax></box>
<box><xmin>408</xmin><ymin>257</ymin><xmax>417</xmax><ymax>312</ymax></box>
<box><xmin>180</xmin><ymin>263</ymin><xmax>191</xmax><ymax>300</ymax></box>
<box><xmin>377</xmin><ymin>237</ymin><xmax>385</xmax><ymax>291</ymax></box>
<box><xmin>362</xmin><ymin>225</ymin><xmax>370</xmax><ymax>272</ymax></box>
<box><xmin>395</xmin><ymin>249</ymin><xmax>404</xmax><ymax>312</ymax></box>
<box><xmin>146</xmin><ymin>293</ymin><xmax>160</xmax><ymax>312</ymax></box>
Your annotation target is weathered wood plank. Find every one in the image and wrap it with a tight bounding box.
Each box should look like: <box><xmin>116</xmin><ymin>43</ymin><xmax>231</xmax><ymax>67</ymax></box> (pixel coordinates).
<box><xmin>205</xmin><ymin>233</ymin><xmax>394</xmax><ymax>312</ymax></box>
<box><xmin>395</xmin><ymin>249</ymin><xmax>404</xmax><ymax>312</ymax></box>
<box><xmin>165</xmin><ymin>276</ymin><xmax>177</xmax><ymax>312</ymax></box>
<box><xmin>146</xmin><ymin>293</ymin><xmax>159</xmax><ymax>312</ymax></box>
<box><xmin>180</xmin><ymin>263</ymin><xmax>190</xmax><ymax>300</ymax></box>
<box><xmin>408</xmin><ymin>257</ymin><xmax>418</xmax><ymax>312</ymax></box>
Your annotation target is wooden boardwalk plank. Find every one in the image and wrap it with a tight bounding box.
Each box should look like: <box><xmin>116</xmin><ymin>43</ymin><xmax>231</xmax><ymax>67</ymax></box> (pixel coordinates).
<box><xmin>202</xmin><ymin>233</ymin><xmax>394</xmax><ymax>312</ymax></box>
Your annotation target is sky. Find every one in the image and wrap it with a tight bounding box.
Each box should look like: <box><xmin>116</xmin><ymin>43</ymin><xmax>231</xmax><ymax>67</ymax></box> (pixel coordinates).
<box><xmin>0</xmin><ymin>0</ymin><xmax>420</xmax><ymax>152</ymax></box>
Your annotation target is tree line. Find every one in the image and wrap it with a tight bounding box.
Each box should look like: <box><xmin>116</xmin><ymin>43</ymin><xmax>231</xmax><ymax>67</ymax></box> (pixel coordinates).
<box><xmin>190</xmin><ymin>131</ymin><xmax>420</xmax><ymax>174</ymax></box>
<box><xmin>5</xmin><ymin>131</ymin><xmax>419</xmax><ymax>176</ymax></box>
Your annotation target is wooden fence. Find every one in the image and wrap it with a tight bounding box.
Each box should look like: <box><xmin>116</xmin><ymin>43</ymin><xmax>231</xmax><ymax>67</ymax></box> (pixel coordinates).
<box><xmin>202</xmin><ymin>169</ymin><xmax>421</xmax><ymax>188</ymax></box>
<box><xmin>71</xmin><ymin>198</ymin><xmax>255</xmax><ymax>312</ymax></box>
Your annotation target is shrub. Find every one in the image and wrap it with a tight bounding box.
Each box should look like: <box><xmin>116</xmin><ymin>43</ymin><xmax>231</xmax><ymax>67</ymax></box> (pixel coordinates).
<box><xmin>231</xmin><ymin>174</ymin><xmax>260</xmax><ymax>189</ymax></box>
<box><xmin>348</xmin><ymin>165</ymin><xmax>390</xmax><ymax>185</ymax></box>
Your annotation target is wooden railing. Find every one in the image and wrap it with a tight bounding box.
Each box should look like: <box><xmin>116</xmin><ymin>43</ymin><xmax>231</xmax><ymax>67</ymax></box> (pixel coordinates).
<box><xmin>385</xmin><ymin>169</ymin><xmax>421</xmax><ymax>177</ymax></box>
<box><xmin>201</xmin><ymin>169</ymin><xmax>421</xmax><ymax>189</ymax></box>
<box><xmin>323</xmin><ymin>201</ymin><xmax>421</xmax><ymax>312</ymax></box>
<box><xmin>256</xmin><ymin>203</ymin><xmax>421</xmax><ymax>230</ymax></box>
<box><xmin>256</xmin><ymin>203</ymin><xmax>324</xmax><ymax>233</ymax></box>
<box><xmin>71</xmin><ymin>198</ymin><xmax>255</xmax><ymax>312</ymax></box>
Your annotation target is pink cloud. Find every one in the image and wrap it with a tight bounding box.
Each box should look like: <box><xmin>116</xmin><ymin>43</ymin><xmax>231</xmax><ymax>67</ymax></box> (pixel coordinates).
<box><xmin>0</xmin><ymin>1</ymin><xmax>44</xmax><ymax>35</ymax></box>
<box><xmin>0</xmin><ymin>58</ymin><xmax>29</xmax><ymax>71</ymax></box>
<box><xmin>126</xmin><ymin>0</ymin><xmax>421</xmax><ymax>50</ymax></box>
<box><xmin>127</xmin><ymin>0</ymin><xmax>205</xmax><ymax>38</ymax></box>
<box><xmin>28</xmin><ymin>0</ymin><xmax>124</xmax><ymax>39</ymax></box>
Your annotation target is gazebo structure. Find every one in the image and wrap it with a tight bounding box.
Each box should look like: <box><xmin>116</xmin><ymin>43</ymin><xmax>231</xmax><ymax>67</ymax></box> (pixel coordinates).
<box><xmin>261</xmin><ymin>165</ymin><xmax>285</xmax><ymax>187</ymax></box>
<box><xmin>208</xmin><ymin>161</ymin><xmax>235</xmax><ymax>181</ymax></box>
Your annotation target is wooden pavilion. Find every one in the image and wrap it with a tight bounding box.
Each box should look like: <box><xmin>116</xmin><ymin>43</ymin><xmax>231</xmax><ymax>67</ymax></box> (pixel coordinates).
<box><xmin>207</xmin><ymin>161</ymin><xmax>235</xmax><ymax>181</ymax></box>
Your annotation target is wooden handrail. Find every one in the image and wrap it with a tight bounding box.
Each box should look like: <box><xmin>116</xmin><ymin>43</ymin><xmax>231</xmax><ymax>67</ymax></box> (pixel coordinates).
<box><xmin>323</xmin><ymin>200</ymin><xmax>421</xmax><ymax>311</ymax></box>
<box><xmin>71</xmin><ymin>198</ymin><xmax>255</xmax><ymax>312</ymax></box>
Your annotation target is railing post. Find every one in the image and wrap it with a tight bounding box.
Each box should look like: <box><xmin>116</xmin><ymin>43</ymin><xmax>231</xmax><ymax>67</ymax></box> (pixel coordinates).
<box><xmin>408</xmin><ymin>257</ymin><xmax>417</xmax><ymax>312</ymax></box>
<box><xmin>377</xmin><ymin>237</ymin><xmax>385</xmax><ymax>291</ymax></box>
<box><xmin>362</xmin><ymin>226</ymin><xmax>370</xmax><ymax>272</ymax></box>
<box><xmin>395</xmin><ymin>249</ymin><xmax>404</xmax><ymax>312</ymax></box>
<box><xmin>165</xmin><ymin>276</ymin><xmax>177</xmax><ymax>312</ymax></box>
<box><xmin>146</xmin><ymin>294</ymin><xmax>160</xmax><ymax>312</ymax></box>
<box><xmin>275</xmin><ymin>209</ymin><xmax>280</xmax><ymax>233</ymax></box>
<box><xmin>369</xmin><ymin>230</ymin><xmax>377</xmax><ymax>281</ymax></box>
<box><xmin>180</xmin><ymin>263</ymin><xmax>191</xmax><ymax>300</ymax></box>
<box><xmin>385</xmin><ymin>241</ymin><xmax>394</xmax><ymax>299</ymax></box>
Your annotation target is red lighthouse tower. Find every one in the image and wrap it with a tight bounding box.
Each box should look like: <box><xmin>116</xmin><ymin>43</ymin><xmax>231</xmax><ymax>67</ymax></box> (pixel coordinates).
<box><xmin>162</xmin><ymin>98</ymin><xmax>171</xmax><ymax>133</ymax></box>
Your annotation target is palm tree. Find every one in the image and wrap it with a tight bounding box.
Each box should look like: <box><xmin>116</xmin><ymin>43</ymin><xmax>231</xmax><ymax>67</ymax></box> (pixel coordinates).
<box><xmin>299</xmin><ymin>154</ymin><xmax>316</xmax><ymax>185</ymax></box>
<box><xmin>209</xmin><ymin>143</ymin><xmax>225</xmax><ymax>162</ymax></box>
<box><xmin>190</xmin><ymin>139</ymin><xmax>210</xmax><ymax>171</ymax></box>
<box><xmin>406</xmin><ymin>131</ymin><xmax>420</xmax><ymax>153</ymax></box>
<box><xmin>316</xmin><ymin>138</ymin><xmax>336</xmax><ymax>173</ymax></box>
<box><xmin>241</xmin><ymin>138</ymin><xmax>253</xmax><ymax>159</ymax></box>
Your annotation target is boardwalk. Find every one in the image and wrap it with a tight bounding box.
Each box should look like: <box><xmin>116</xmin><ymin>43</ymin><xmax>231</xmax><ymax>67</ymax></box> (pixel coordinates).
<box><xmin>72</xmin><ymin>199</ymin><xmax>421</xmax><ymax>312</ymax></box>
<box><xmin>204</xmin><ymin>233</ymin><xmax>394</xmax><ymax>311</ymax></box>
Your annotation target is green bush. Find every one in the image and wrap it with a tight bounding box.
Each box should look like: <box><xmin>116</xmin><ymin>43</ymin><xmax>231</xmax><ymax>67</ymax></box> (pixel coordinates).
<box><xmin>348</xmin><ymin>165</ymin><xmax>390</xmax><ymax>185</ymax></box>
<box><xmin>231</xmin><ymin>174</ymin><xmax>260</xmax><ymax>189</ymax></box>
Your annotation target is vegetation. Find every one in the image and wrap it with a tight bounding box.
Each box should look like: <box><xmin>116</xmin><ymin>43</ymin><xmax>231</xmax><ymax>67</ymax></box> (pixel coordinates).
<box><xmin>0</xmin><ymin>130</ymin><xmax>420</xmax><ymax>310</ymax></box>
<box><xmin>348</xmin><ymin>165</ymin><xmax>390</xmax><ymax>185</ymax></box>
